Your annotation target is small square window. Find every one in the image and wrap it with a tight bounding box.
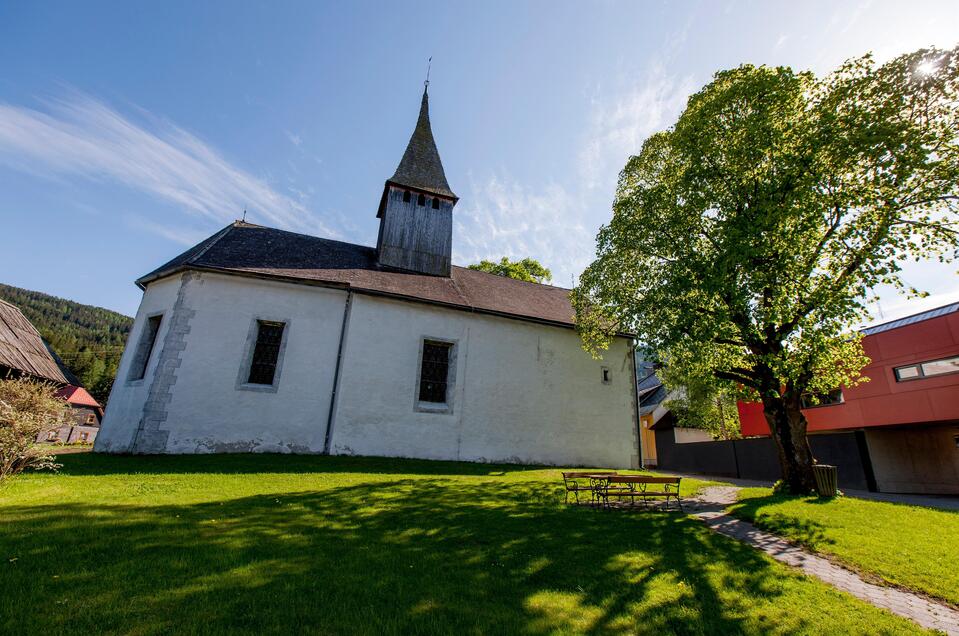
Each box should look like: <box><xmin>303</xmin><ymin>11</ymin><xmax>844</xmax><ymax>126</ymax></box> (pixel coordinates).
<box><xmin>418</xmin><ymin>341</ymin><xmax>452</xmax><ymax>404</ymax></box>
<box><xmin>247</xmin><ymin>321</ymin><xmax>285</xmax><ymax>385</ymax></box>
<box><xmin>86</xmin><ymin>414</ymin><xmax>96</xmax><ymax>424</ymax></box>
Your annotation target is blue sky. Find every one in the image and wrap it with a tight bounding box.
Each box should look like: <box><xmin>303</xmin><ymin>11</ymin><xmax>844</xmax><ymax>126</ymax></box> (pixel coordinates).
<box><xmin>1</xmin><ymin>1</ymin><xmax>957</xmax><ymax>319</ymax></box>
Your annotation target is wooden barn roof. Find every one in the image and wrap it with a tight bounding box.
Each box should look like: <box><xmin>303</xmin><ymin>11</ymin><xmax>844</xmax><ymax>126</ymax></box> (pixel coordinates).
<box><xmin>0</xmin><ymin>298</ymin><xmax>70</xmax><ymax>384</ymax></box>
<box><xmin>136</xmin><ymin>222</ymin><xmax>595</xmax><ymax>332</ymax></box>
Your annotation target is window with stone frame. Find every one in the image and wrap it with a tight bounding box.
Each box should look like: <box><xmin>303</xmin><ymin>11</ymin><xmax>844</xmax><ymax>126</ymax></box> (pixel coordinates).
<box><xmin>247</xmin><ymin>321</ymin><xmax>285</xmax><ymax>385</ymax></box>
<box><xmin>418</xmin><ymin>340</ymin><xmax>452</xmax><ymax>404</ymax></box>
<box><xmin>128</xmin><ymin>314</ymin><xmax>163</xmax><ymax>381</ymax></box>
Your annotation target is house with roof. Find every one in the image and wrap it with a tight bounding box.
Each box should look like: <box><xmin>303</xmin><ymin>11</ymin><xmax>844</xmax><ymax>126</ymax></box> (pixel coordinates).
<box><xmin>95</xmin><ymin>88</ymin><xmax>640</xmax><ymax>467</ymax></box>
<box><xmin>1</xmin><ymin>297</ymin><xmax>104</xmax><ymax>444</ymax></box>
<box><xmin>0</xmin><ymin>297</ymin><xmax>72</xmax><ymax>385</ymax></box>
<box><xmin>38</xmin><ymin>385</ymin><xmax>104</xmax><ymax>445</ymax></box>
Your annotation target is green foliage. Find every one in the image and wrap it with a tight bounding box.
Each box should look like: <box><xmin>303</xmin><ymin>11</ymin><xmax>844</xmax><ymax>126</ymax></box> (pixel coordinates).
<box><xmin>658</xmin><ymin>349</ymin><xmax>742</xmax><ymax>439</ymax></box>
<box><xmin>0</xmin><ymin>284</ymin><xmax>132</xmax><ymax>403</ymax></box>
<box><xmin>574</xmin><ymin>48</ymin><xmax>959</xmax><ymax>491</ymax></box>
<box><xmin>467</xmin><ymin>257</ymin><xmax>553</xmax><ymax>284</ymax></box>
<box><xmin>730</xmin><ymin>487</ymin><xmax>959</xmax><ymax>606</ymax></box>
<box><xmin>0</xmin><ymin>378</ymin><xmax>65</xmax><ymax>480</ymax></box>
<box><xmin>0</xmin><ymin>454</ymin><xmax>926</xmax><ymax>634</ymax></box>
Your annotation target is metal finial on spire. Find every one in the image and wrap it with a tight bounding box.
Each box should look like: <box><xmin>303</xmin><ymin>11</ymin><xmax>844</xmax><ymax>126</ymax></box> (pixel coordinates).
<box><xmin>425</xmin><ymin>57</ymin><xmax>432</xmax><ymax>89</ymax></box>
<box><xmin>242</xmin><ymin>208</ymin><xmax>247</xmax><ymax>222</ymax></box>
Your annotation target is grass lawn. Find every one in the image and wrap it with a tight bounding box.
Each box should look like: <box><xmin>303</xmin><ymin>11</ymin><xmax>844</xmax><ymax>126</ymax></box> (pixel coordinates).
<box><xmin>729</xmin><ymin>487</ymin><xmax>959</xmax><ymax>607</ymax></box>
<box><xmin>0</xmin><ymin>454</ymin><xmax>932</xmax><ymax>635</ymax></box>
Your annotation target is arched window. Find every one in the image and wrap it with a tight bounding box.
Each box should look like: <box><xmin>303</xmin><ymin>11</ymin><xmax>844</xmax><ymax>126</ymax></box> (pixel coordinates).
<box><xmin>432</xmin><ymin>198</ymin><xmax>440</xmax><ymax>209</ymax></box>
<box><xmin>403</xmin><ymin>190</ymin><xmax>411</xmax><ymax>203</ymax></box>
<box><xmin>417</xmin><ymin>193</ymin><xmax>426</xmax><ymax>206</ymax></box>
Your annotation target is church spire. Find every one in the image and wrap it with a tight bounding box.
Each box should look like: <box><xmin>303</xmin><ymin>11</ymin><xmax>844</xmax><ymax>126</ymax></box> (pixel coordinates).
<box><xmin>387</xmin><ymin>87</ymin><xmax>457</xmax><ymax>200</ymax></box>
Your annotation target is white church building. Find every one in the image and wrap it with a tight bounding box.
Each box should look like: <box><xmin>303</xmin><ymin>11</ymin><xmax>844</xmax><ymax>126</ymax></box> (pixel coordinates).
<box><xmin>95</xmin><ymin>88</ymin><xmax>641</xmax><ymax>468</ymax></box>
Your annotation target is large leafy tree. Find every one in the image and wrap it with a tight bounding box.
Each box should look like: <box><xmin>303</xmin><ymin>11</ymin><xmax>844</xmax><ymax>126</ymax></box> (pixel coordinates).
<box><xmin>658</xmin><ymin>350</ymin><xmax>741</xmax><ymax>440</ymax></box>
<box><xmin>573</xmin><ymin>48</ymin><xmax>959</xmax><ymax>493</ymax></box>
<box><xmin>468</xmin><ymin>257</ymin><xmax>553</xmax><ymax>284</ymax></box>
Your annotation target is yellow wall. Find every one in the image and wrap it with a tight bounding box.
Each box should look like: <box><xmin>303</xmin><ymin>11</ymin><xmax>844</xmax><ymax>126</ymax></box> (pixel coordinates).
<box><xmin>640</xmin><ymin>415</ymin><xmax>658</xmax><ymax>466</ymax></box>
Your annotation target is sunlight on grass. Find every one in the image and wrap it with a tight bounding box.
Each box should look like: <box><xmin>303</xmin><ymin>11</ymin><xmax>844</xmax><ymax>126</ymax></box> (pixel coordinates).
<box><xmin>525</xmin><ymin>590</ymin><xmax>605</xmax><ymax>633</ymax></box>
<box><xmin>730</xmin><ymin>487</ymin><xmax>959</xmax><ymax>607</ymax></box>
<box><xmin>0</xmin><ymin>454</ymin><xmax>931</xmax><ymax>635</ymax></box>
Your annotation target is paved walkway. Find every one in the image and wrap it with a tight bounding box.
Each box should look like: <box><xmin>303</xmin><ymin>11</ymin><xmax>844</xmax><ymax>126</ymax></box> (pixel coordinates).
<box><xmin>669</xmin><ymin>472</ymin><xmax>959</xmax><ymax>512</ymax></box>
<box><xmin>690</xmin><ymin>487</ymin><xmax>959</xmax><ymax>635</ymax></box>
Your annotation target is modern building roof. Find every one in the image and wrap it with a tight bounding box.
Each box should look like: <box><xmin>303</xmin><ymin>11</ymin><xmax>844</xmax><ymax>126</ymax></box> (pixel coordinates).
<box><xmin>386</xmin><ymin>88</ymin><xmax>457</xmax><ymax>200</ymax></box>
<box><xmin>137</xmin><ymin>221</ymin><xmax>593</xmax><ymax>331</ymax></box>
<box><xmin>54</xmin><ymin>384</ymin><xmax>101</xmax><ymax>409</ymax></box>
<box><xmin>861</xmin><ymin>301</ymin><xmax>959</xmax><ymax>336</ymax></box>
<box><xmin>0</xmin><ymin>298</ymin><xmax>70</xmax><ymax>384</ymax></box>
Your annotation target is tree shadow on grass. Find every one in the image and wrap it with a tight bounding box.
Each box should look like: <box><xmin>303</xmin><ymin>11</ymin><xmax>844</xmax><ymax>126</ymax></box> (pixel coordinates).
<box><xmin>51</xmin><ymin>452</ymin><xmax>555</xmax><ymax>478</ymax></box>
<box><xmin>0</xmin><ymin>478</ymin><xmax>906</xmax><ymax>635</ymax></box>
<box><xmin>728</xmin><ymin>495</ymin><xmax>833</xmax><ymax>548</ymax></box>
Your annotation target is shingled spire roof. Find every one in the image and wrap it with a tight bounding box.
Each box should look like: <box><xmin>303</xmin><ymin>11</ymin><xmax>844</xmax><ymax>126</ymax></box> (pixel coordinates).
<box><xmin>387</xmin><ymin>88</ymin><xmax>457</xmax><ymax>200</ymax></box>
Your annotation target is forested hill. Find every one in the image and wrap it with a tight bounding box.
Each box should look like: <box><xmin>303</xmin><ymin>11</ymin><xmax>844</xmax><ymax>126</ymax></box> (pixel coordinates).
<box><xmin>0</xmin><ymin>283</ymin><xmax>133</xmax><ymax>403</ymax></box>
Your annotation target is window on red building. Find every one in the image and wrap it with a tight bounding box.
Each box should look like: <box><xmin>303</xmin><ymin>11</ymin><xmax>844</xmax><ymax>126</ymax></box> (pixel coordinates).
<box><xmin>895</xmin><ymin>355</ymin><xmax>959</xmax><ymax>381</ymax></box>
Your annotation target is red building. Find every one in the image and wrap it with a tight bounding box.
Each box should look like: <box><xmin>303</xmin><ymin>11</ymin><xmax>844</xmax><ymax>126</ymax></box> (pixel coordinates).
<box><xmin>738</xmin><ymin>302</ymin><xmax>959</xmax><ymax>494</ymax></box>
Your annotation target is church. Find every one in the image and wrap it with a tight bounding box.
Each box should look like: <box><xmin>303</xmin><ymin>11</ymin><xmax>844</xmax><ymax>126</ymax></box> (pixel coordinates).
<box><xmin>95</xmin><ymin>87</ymin><xmax>641</xmax><ymax>468</ymax></box>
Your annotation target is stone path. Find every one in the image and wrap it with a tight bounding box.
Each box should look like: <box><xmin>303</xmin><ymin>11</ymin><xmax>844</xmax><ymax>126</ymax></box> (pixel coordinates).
<box><xmin>689</xmin><ymin>487</ymin><xmax>959</xmax><ymax>635</ymax></box>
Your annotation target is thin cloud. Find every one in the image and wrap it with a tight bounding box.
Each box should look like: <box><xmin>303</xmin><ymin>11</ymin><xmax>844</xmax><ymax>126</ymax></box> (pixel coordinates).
<box><xmin>579</xmin><ymin>66</ymin><xmax>695</xmax><ymax>191</ymax></box>
<box><xmin>453</xmin><ymin>174</ymin><xmax>592</xmax><ymax>288</ymax></box>
<box><xmin>125</xmin><ymin>216</ymin><xmax>209</xmax><ymax>246</ymax></box>
<box><xmin>0</xmin><ymin>92</ymin><xmax>336</xmax><ymax>239</ymax></box>
<box><xmin>285</xmin><ymin>130</ymin><xmax>303</xmax><ymax>146</ymax></box>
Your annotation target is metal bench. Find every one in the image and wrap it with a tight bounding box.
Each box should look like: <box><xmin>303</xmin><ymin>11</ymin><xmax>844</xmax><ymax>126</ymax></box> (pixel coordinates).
<box><xmin>560</xmin><ymin>471</ymin><xmax>617</xmax><ymax>504</ymax></box>
<box><xmin>597</xmin><ymin>475</ymin><xmax>683</xmax><ymax>511</ymax></box>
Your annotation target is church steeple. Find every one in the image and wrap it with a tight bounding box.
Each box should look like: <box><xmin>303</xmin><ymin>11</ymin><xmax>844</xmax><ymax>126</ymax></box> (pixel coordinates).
<box><xmin>387</xmin><ymin>87</ymin><xmax>457</xmax><ymax>200</ymax></box>
<box><xmin>376</xmin><ymin>85</ymin><xmax>457</xmax><ymax>277</ymax></box>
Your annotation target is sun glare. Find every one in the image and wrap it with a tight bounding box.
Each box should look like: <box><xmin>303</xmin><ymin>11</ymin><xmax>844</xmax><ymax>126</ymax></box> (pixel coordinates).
<box><xmin>916</xmin><ymin>59</ymin><xmax>939</xmax><ymax>76</ymax></box>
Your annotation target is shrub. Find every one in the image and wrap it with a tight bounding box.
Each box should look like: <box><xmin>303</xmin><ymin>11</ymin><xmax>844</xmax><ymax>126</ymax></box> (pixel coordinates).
<box><xmin>0</xmin><ymin>378</ymin><xmax>66</xmax><ymax>481</ymax></box>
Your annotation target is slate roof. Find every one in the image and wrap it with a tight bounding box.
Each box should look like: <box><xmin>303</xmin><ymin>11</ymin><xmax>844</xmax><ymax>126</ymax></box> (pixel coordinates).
<box><xmin>639</xmin><ymin>385</ymin><xmax>668</xmax><ymax>416</ymax></box>
<box><xmin>137</xmin><ymin>222</ymin><xmax>590</xmax><ymax>330</ymax></box>
<box><xmin>0</xmin><ymin>298</ymin><xmax>70</xmax><ymax>384</ymax></box>
<box><xmin>387</xmin><ymin>88</ymin><xmax>456</xmax><ymax>200</ymax></box>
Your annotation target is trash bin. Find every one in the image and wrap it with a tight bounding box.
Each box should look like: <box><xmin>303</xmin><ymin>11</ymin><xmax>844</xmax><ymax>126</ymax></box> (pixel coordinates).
<box><xmin>813</xmin><ymin>464</ymin><xmax>838</xmax><ymax>497</ymax></box>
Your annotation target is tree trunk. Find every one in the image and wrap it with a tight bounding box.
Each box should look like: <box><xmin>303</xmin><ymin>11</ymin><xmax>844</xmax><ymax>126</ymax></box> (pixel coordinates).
<box><xmin>716</xmin><ymin>396</ymin><xmax>730</xmax><ymax>440</ymax></box>
<box><xmin>761</xmin><ymin>392</ymin><xmax>817</xmax><ymax>494</ymax></box>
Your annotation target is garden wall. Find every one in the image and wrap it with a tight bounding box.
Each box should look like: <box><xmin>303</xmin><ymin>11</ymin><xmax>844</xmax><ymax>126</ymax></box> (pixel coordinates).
<box><xmin>653</xmin><ymin>428</ymin><xmax>876</xmax><ymax>491</ymax></box>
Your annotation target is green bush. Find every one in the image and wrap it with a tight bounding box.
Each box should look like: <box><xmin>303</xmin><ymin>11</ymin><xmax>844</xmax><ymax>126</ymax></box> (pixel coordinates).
<box><xmin>0</xmin><ymin>377</ymin><xmax>65</xmax><ymax>481</ymax></box>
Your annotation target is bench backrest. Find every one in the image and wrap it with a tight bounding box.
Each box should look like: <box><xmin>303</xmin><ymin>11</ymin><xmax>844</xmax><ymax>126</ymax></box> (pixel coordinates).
<box><xmin>608</xmin><ymin>476</ymin><xmax>681</xmax><ymax>484</ymax></box>
<box><xmin>562</xmin><ymin>471</ymin><xmax>617</xmax><ymax>479</ymax></box>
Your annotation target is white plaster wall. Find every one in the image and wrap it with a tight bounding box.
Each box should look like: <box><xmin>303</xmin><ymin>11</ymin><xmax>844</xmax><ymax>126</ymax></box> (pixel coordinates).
<box><xmin>160</xmin><ymin>273</ymin><xmax>347</xmax><ymax>453</ymax></box>
<box><xmin>674</xmin><ymin>427</ymin><xmax>715</xmax><ymax>444</ymax></box>
<box><xmin>94</xmin><ymin>276</ymin><xmax>182</xmax><ymax>453</ymax></box>
<box><xmin>331</xmin><ymin>295</ymin><xmax>638</xmax><ymax>468</ymax></box>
